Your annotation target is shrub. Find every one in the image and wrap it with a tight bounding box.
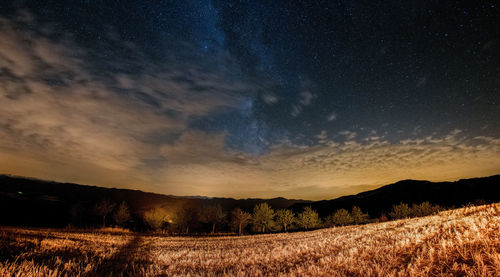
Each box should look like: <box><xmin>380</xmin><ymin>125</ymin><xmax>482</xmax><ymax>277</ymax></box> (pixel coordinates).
<box><xmin>327</xmin><ymin>209</ymin><xmax>353</xmax><ymax>226</ymax></box>
<box><xmin>389</xmin><ymin>203</ymin><xmax>411</xmax><ymax>219</ymax></box>
<box><xmin>351</xmin><ymin>206</ymin><xmax>369</xmax><ymax>224</ymax></box>
<box><xmin>297</xmin><ymin>207</ymin><xmax>321</xmax><ymax>230</ymax></box>
<box><xmin>143</xmin><ymin>207</ymin><xmax>168</xmax><ymax>230</ymax></box>
<box><xmin>379</xmin><ymin>213</ymin><xmax>389</xmax><ymax>222</ymax></box>
<box><xmin>411</xmin><ymin>202</ymin><xmax>441</xmax><ymax>217</ymax></box>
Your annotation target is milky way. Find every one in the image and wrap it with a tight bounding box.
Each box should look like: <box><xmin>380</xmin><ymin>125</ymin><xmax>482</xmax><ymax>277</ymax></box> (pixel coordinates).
<box><xmin>0</xmin><ymin>1</ymin><xmax>499</xmax><ymax>199</ymax></box>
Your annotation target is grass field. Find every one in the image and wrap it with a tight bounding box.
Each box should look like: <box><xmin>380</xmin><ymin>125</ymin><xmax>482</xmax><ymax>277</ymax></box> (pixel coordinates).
<box><xmin>1</xmin><ymin>203</ymin><xmax>499</xmax><ymax>276</ymax></box>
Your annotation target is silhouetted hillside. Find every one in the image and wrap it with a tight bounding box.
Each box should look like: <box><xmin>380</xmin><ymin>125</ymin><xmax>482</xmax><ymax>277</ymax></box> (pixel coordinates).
<box><xmin>291</xmin><ymin>175</ymin><xmax>500</xmax><ymax>217</ymax></box>
<box><xmin>1</xmin><ymin>174</ymin><xmax>499</xmax><ymax>228</ymax></box>
<box><xmin>0</xmin><ymin>175</ymin><xmax>310</xmax><ymax>227</ymax></box>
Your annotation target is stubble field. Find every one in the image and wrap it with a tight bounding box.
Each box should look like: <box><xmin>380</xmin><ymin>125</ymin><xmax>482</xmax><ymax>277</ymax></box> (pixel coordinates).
<box><xmin>1</xmin><ymin>203</ymin><xmax>499</xmax><ymax>276</ymax></box>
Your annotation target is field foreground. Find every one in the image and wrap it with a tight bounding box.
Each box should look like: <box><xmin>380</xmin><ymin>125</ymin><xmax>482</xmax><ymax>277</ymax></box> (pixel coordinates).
<box><xmin>1</xmin><ymin>204</ymin><xmax>499</xmax><ymax>276</ymax></box>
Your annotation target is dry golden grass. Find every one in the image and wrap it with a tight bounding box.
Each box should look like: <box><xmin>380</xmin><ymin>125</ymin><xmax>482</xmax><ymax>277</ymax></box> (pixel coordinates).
<box><xmin>1</xmin><ymin>203</ymin><xmax>499</xmax><ymax>276</ymax></box>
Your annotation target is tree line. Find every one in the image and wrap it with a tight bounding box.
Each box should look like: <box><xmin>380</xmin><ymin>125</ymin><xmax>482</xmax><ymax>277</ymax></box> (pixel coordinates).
<box><xmin>84</xmin><ymin>200</ymin><xmax>444</xmax><ymax>235</ymax></box>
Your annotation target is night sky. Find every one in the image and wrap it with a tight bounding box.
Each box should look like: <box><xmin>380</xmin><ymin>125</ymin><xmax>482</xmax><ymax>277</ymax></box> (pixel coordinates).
<box><xmin>1</xmin><ymin>1</ymin><xmax>499</xmax><ymax>199</ymax></box>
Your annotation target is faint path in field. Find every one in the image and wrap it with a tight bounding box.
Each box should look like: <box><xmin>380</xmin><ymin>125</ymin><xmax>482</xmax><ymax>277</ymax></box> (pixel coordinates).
<box><xmin>83</xmin><ymin>233</ymin><xmax>149</xmax><ymax>276</ymax></box>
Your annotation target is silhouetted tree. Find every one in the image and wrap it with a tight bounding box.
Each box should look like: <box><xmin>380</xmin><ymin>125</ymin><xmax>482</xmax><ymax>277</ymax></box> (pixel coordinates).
<box><xmin>252</xmin><ymin>203</ymin><xmax>275</xmax><ymax>233</ymax></box>
<box><xmin>327</xmin><ymin>209</ymin><xmax>353</xmax><ymax>226</ymax></box>
<box><xmin>70</xmin><ymin>202</ymin><xmax>84</xmax><ymax>226</ymax></box>
<box><xmin>275</xmin><ymin>209</ymin><xmax>295</xmax><ymax>232</ymax></box>
<box><xmin>143</xmin><ymin>207</ymin><xmax>168</xmax><ymax>230</ymax></box>
<box><xmin>113</xmin><ymin>201</ymin><xmax>131</xmax><ymax>227</ymax></box>
<box><xmin>173</xmin><ymin>205</ymin><xmax>199</xmax><ymax>234</ymax></box>
<box><xmin>202</xmin><ymin>204</ymin><xmax>226</xmax><ymax>233</ymax></box>
<box><xmin>389</xmin><ymin>203</ymin><xmax>411</xmax><ymax>219</ymax></box>
<box><xmin>297</xmin><ymin>206</ymin><xmax>321</xmax><ymax>230</ymax></box>
<box><xmin>351</xmin><ymin>206</ymin><xmax>369</xmax><ymax>224</ymax></box>
<box><xmin>94</xmin><ymin>199</ymin><xmax>115</xmax><ymax>227</ymax></box>
<box><xmin>231</xmin><ymin>208</ymin><xmax>252</xmax><ymax>235</ymax></box>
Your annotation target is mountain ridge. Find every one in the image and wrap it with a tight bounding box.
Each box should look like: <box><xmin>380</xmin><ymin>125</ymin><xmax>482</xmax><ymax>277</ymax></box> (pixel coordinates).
<box><xmin>290</xmin><ymin>175</ymin><xmax>500</xmax><ymax>217</ymax></box>
<box><xmin>1</xmin><ymin>173</ymin><xmax>499</xmax><ymax>227</ymax></box>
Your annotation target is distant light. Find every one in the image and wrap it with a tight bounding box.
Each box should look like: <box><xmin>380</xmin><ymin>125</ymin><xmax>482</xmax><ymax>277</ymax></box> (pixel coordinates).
<box><xmin>17</xmin><ymin>191</ymin><xmax>23</xmax><ymax>195</ymax></box>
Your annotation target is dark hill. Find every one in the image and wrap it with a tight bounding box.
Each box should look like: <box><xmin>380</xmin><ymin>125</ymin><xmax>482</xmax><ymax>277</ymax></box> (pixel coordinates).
<box><xmin>0</xmin><ymin>175</ymin><xmax>310</xmax><ymax>227</ymax></box>
<box><xmin>1</xmin><ymin>174</ymin><xmax>498</xmax><ymax>228</ymax></box>
<box><xmin>290</xmin><ymin>175</ymin><xmax>500</xmax><ymax>217</ymax></box>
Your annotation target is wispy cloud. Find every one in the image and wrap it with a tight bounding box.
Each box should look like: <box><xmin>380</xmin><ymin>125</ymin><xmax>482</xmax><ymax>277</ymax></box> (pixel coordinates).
<box><xmin>339</xmin><ymin>130</ymin><xmax>357</xmax><ymax>140</ymax></box>
<box><xmin>262</xmin><ymin>93</ymin><xmax>278</xmax><ymax>104</ymax></box>
<box><xmin>255</xmin><ymin>130</ymin><xmax>500</xmax><ymax>199</ymax></box>
<box><xmin>1</xmin><ymin>13</ymin><xmax>499</xmax><ymax>200</ymax></box>
<box><xmin>0</xmin><ymin>13</ymin><xmax>250</xmax><ymax>191</ymax></box>
<box><xmin>299</xmin><ymin>91</ymin><xmax>316</xmax><ymax>106</ymax></box>
<box><xmin>315</xmin><ymin>130</ymin><xmax>328</xmax><ymax>144</ymax></box>
<box><xmin>327</xmin><ymin>111</ymin><xmax>337</xmax><ymax>121</ymax></box>
<box><xmin>291</xmin><ymin>88</ymin><xmax>317</xmax><ymax>117</ymax></box>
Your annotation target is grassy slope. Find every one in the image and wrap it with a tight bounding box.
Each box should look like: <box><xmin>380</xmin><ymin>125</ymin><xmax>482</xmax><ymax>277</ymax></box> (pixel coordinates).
<box><xmin>1</xmin><ymin>203</ymin><xmax>499</xmax><ymax>276</ymax></box>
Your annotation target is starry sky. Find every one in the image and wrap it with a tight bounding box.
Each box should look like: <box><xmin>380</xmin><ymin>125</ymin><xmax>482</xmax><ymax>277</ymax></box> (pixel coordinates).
<box><xmin>0</xmin><ymin>1</ymin><xmax>499</xmax><ymax>200</ymax></box>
